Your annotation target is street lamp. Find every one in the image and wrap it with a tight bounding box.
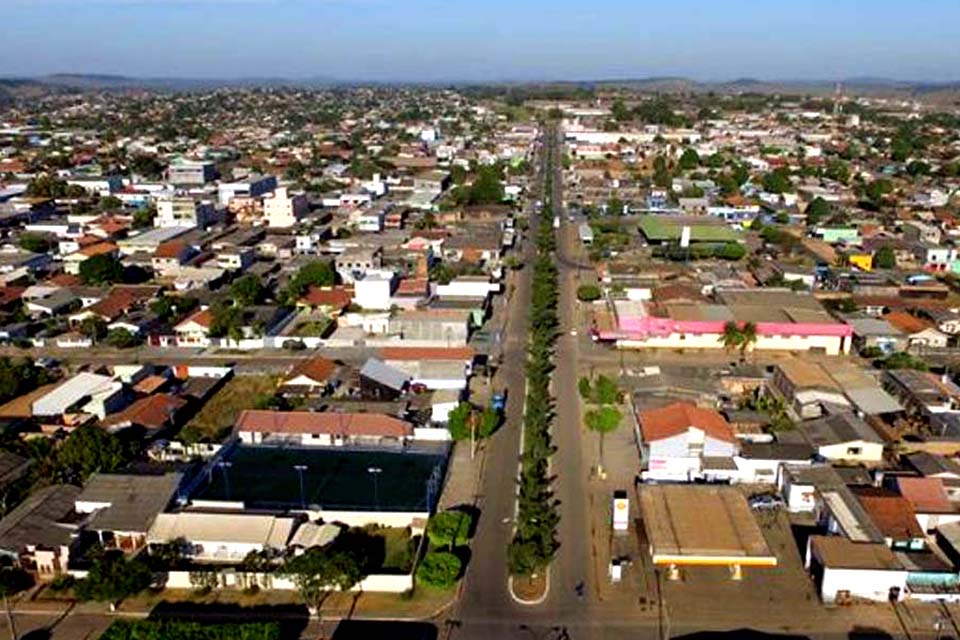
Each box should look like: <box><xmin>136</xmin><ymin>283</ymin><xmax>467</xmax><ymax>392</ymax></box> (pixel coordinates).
<box><xmin>216</xmin><ymin>461</ymin><xmax>233</xmax><ymax>501</ymax></box>
<box><xmin>294</xmin><ymin>465</ymin><xmax>308</xmax><ymax>509</ymax></box>
<box><xmin>367</xmin><ymin>467</ymin><xmax>383</xmax><ymax>510</ymax></box>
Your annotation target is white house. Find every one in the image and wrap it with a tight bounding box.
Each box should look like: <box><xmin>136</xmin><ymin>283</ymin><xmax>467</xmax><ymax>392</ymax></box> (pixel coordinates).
<box><xmin>263</xmin><ymin>187</ymin><xmax>308</xmax><ymax>228</ymax></box>
<box><xmin>148</xmin><ymin>512</ymin><xmax>297</xmax><ymax>564</ymax></box>
<box><xmin>638</xmin><ymin>402</ymin><xmax>737</xmax><ymax>482</ymax></box>
<box><xmin>806</xmin><ymin>535</ymin><xmax>907</xmax><ymax>604</ymax></box>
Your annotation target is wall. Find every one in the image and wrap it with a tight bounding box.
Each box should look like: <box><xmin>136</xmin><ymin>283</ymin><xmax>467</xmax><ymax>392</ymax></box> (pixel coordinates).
<box><xmin>819</xmin><ymin>441</ymin><xmax>884</xmax><ymax>464</ymax></box>
<box><xmin>131</xmin><ymin>569</ymin><xmax>412</xmax><ymax>593</ymax></box>
<box><xmin>818</xmin><ymin>567</ymin><xmax>907</xmax><ymax>604</ymax></box>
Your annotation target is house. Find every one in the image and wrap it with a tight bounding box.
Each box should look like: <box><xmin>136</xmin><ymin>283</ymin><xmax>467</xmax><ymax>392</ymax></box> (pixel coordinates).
<box><xmin>770</xmin><ymin>360</ymin><xmax>851</xmax><ymax>420</ymax></box>
<box><xmin>388</xmin><ymin>310</ymin><xmax>471</xmax><ymax>345</ymax></box>
<box><xmin>147</xmin><ymin>512</ymin><xmax>298</xmax><ymax>564</ymax></box>
<box><xmin>155</xmin><ymin>196</ymin><xmax>218</xmax><ymax>229</ymax></box>
<box><xmin>75</xmin><ymin>472</ymin><xmax>183</xmax><ymax>552</ymax></box>
<box><xmin>280</xmin><ymin>357</ymin><xmax>339</xmax><ymax>395</ymax></box>
<box><xmin>806</xmin><ymin>535</ymin><xmax>907</xmax><ymax>604</ymax></box>
<box><xmin>0</xmin><ymin>485</ymin><xmax>81</xmax><ymax>578</ymax></box>
<box><xmin>359</xmin><ymin>358</ymin><xmax>410</xmax><ymax>401</ymax></box>
<box><xmin>853</xmin><ymin>488</ymin><xmax>926</xmax><ymax>551</ymax></box>
<box><xmin>637</xmin><ymin>402</ymin><xmax>737</xmax><ymax>482</ymax></box>
<box><xmin>733</xmin><ymin>441</ymin><xmax>815</xmax><ymax>485</ymax></box>
<box><xmin>798</xmin><ymin>413</ymin><xmax>885</xmax><ymax>464</ymax></box>
<box><xmin>780</xmin><ymin>464</ymin><xmax>845</xmax><ymax>513</ymax></box>
<box><xmin>353</xmin><ymin>271</ymin><xmax>395</xmax><ymax>310</ymax></box>
<box><xmin>31</xmin><ymin>372</ymin><xmax>129</xmax><ymax>420</ymax></box>
<box><xmin>296</xmin><ymin>286</ymin><xmax>352</xmax><ymax>315</ymax></box>
<box><xmin>235</xmin><ymin>410</ymin><xmax>414</xmax><ymax>447</ymax></box>
<box><xmin>883</xmin><ymin>311</ymin><xmax>948</xmax><ymax>349</ymax></box>
<box><xmin>846</xmin><ymin>317</ymin><xmax>905</xmax><ymax>355</ymax></box>
<box><xmin>883</xmin><ymin>369</ymin><xmax>960</xmax><ymax>418</ymax></box>
<box><xmin>101</xmin><ymin>394</ymin><xmax>187</xmax><ymax>433</ymax></box>
<box><xmin>892</xmin><ymin>477</ymin><xmax>960</xmax><ymax>533</ymax></box>
<box><xmin>0</xmin><ymin>452</ymin><xmax>32</xmax><ymax>493</ymax></box>
<box><xmin>152</xmin><ymin>241</ymin><xmax>196</xmax><ymax>274</ymax></box>
<box><xmin>174</xmin><ymin>308</ymin><xmax>213</xmax><ymax>347</ymax></box>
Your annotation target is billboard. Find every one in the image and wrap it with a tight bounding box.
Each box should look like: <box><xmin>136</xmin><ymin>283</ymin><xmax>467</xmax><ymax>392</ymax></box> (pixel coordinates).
<box><xmin>613</xmin><ymin>490</ymin><xmax>629</xmax><ymax>531</ymax></box>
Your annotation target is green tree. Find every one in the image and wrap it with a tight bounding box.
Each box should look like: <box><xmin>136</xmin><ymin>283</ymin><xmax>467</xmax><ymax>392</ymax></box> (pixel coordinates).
<box><xmin>132</xmin><ymin>206</ymin><xmax>155</xmax><ymax>229</ymax></box>
<box><xmin>99</xmin><ymin>195</ymin><xmax>122</xmax><ymax>210</ymax></box>
<box><xmin>874</xmin><ymin>246</ymin><xmax>896</xmax><ymax>269</ymax></box>
<box><xmin>906</xmin><ymin>160</ymin><xmax>930</xmax><ymax>177</ymax></box>
<box><xmin>79</xmin><ymin>317</ymin><xmax>108</xmax><ymax>341</ymax></box>
<box><xmin>53</xmin><ymin>425</ymin><xmax>126</xmax><ymax>483</ymax></box>
<box><xmin>678</xmin><ymin>148</ymin><xmax>700</xmax><ymax>171</ymax></box>
<box><xmin>478</xmin><ymin>406</ymin><xmax>500</xmax><ymax>438</ymax></box>
<box><xmin>0</xmin><ymin>566</ymin><xmax>32</xmax><ymax>640</ymax></box>
<box><xmin>282</xmin><ymin>547</ymin><xmax>364</xmax><ymax>611</ymax></box>
<box><xmin>281</xmin><ymin>261</ymin><xmax>337</xmax><ymax>304</ymax></box>
<box><xmin>805</xmin><ymin>197</ymin><xmax>831</xmax><ymax>226</ymax></box>
<box><xmin>762</xmin><ymin>168</ymin><xmax>792</xmax><ymax>194</ymax></box>
<box><xmin>426</xmin><ymin>511</ymin><xmax>472</xmax><ymax>550</ymax></box>
<box><xmin>18</xmin><ymin>233</ymin><xmax>51</xmax><ymax>254</ymax></box>
<box><xmin>0</xmin><ymin>358</ymin><xmax>49</xmax><ymax>405</ymax></box>
<box><xmin>446</xmin><ymin>402</ymin><xmax>473</xmax><ymax>441</ymax></box>
<box><xmin>585</xmin><ymin>406</ymin><xmax>622</xmax><ymax>475</ymax></box>
<box><xmin>825</xmin><ymin>159</ymin><xmax>850</xmax><ymax>184</ymax></box>
<box><xmin>865</xmin><ymin>179</ymin><xmax>893</xmax><ymax>204</ymax></box>
<box><xmin>610</xmin><ymin>98</ymin><xmax>631</xmax><ymax>122</ymax></box>
<box><xmin>653</xmin><ymin>155</ymin><xmax>671</xmax><ymax>188</ymax></box>
<box><xmin>230</xmin><ymin>275</ymin><xmax>265</xmax><ymax>306</ymax></box>
<box><xmin>150</xmin><ymin>295</ymin><xmax>197</xmax><ymax>322</ymax></box>
<box><xmin>79</xmin><ymin>253</ymin><xmax>125</xmax><ymax>285</ymax></box>
<box><xmin>593</xmin><ymin>375</ymin><xmax>620</xmax><ymax>405</ymax></box>
<box><xmin>467</xmin><ymin>166</ymin><xmax>505</xmax><ymax>205</ymax></box>
<box><xmin>720</xmin><ymin>320</ymin><xmax>744</xmax><ymax>353</ymax></box>
<box><xmin>739</xmin><ymin>321</ymin><xmax>758</xmax><ymax>359</ymax></box>
<box><xmin>578</xmin><ymin>376</ymin><xmax>592</xmax><ymax>400</ymax></box>
<box><xmin>718</xmin><ymin>242</ymin><xmax>746</xmax><ymax>260</ymax></box>
<box><xmin>75</xmin><ymin>552</ymin><xmax>152</xmax><ymax>603</ymax></box>
<box><xmin>416</xmin><ymin>551</ymin><xmax>461</xmax><ymax>589</ymax></box>
<box><xmin>105</xmin><ymin>328</ymin><xmax>138</xmax><ymax>349</ymax></box>
<box><xmin>576</xmin><ymin>284</ymin><xmax>602</xmax><ymax>302</ymax></box>
<box><xmin>606</xmin><ymin>197</ymin><xmax>624</xmax><ymax>217</ymax></box>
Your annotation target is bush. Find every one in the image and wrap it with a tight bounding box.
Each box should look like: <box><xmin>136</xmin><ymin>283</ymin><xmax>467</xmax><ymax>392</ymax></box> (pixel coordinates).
<box><xmin>99</xmin><ymin>620</ymin><xmax>282</xmax><ymax>640</ymax></box>
<box><xmin>416</xmin><ymin>551</ymin><xmax>462</xmax><ymax>588</ymax></box>
<box><xmin>74</xmin><ymin>552</ymin><xmax>152</xmax><ymax>602</ymax></box>
<box><xmin>576</xmin><ymin>284</ymin><xmax>602</xmax><ymax>302</ymax></box>
<box><xmin>426</xmin><ymin>511</ymin><xmax>472</xmax><ymax>549</ymax></box>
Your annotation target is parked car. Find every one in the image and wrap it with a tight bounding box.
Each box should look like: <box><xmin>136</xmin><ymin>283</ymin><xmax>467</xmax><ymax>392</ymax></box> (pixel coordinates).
<box><xmin>748</xmin><ymin>493</ymin><xmax>784</xmax><ymax>511</ymax></box>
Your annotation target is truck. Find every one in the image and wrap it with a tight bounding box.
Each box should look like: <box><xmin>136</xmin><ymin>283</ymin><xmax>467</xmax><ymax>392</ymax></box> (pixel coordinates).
<box><xmin>553</xmin><ymin>216</ymin><xmax>560</xmax><ymax>229</ymax></box>
<box><xmin>491</xmin><ymin>390</ymin><xmax>507</xmax><ymax>412</ymax></box>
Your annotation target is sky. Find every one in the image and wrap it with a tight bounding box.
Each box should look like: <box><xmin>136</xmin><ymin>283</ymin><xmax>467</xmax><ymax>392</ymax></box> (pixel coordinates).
<box><xmin>3</xmin><ymin>0</ymin><xmax>959</xmax><ymax>83</ymax></box>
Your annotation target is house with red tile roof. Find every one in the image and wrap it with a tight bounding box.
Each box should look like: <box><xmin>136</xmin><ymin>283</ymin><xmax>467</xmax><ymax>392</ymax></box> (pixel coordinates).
<box><xmin>296</xmin><ymin>286</ymin><xmax>353</xmax><ymax>315</ymax></box>
<box><xmin>638</xmin><ymin>401</ymin><xmax>737</xmax><ymax>482</ymax></box>
<box><xmin>893</xmin><ymin>477</ymin><xmax>960</xmax><ymax>533</ymax></box>
<box><xmin>280</xmin><ymin>357</ymin><xmax>340</xmax><ymax>395</ymax></box>
<box><xmin>854</xmin><ymin>488</ymin><xmax>926</xmax><ymax>551</ymax></box>
<box><xmin>174</xmin><ymin>308</ymin><xmax>214</xmax><ymax>347</ymax></box>
<box><xmin>235</xmin><ymin>410</ymin><xmax>413</xmax><ymax>447</ymax></box>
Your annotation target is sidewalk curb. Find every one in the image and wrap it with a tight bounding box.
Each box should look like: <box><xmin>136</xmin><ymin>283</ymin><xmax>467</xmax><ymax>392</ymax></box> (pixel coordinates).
<box><xmin>507</xmin><ymin>567</ymin><xmax>550</xmax><ymax>606</ymax></box>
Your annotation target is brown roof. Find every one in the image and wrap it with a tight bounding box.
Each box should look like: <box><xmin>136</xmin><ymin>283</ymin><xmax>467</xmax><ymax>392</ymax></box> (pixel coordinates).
<box><xmin>854</xmin><ymin>489</ymin><xmax>925</xmax><ymax>540</ymax></box>
<box><xmin>0</xmin><ymin>287</ymin><xmax>25</xmax><ymax>306</ymax></box>
<box><xmin>102</xmin><ymin>394</ymin><xmax>186</xmax><ymax>430</ymax></box>
<box><xmin>47</xmin><ymin>273</ymin><xmax>81</xmax><ymax>287</ymax></box>
<box><xmin>809</xmin><ymin>535</ymin><xmax>901</xmax><ymax>570</ymax></box>
<box><xmin>379</xmin><ymin>346</ymin><xmax>475</xmax><ymax>362</ymax></box>
<box><xmin>153</xmin><ymin>241</ymin><xmax>190</xmax><ymax>259</ymax></box>
<box><xmin>284</xmin><ymin>357</ymin><xmax>338</xmax><ymax>385</ymax></box>
<box><xmin>298</xmin><ymin>286</ymin><xmax>352</xmax><ymax>309</ymax></box>
<box><xmin>78</xmin><ymin>241</ymin><xmax>117</xmax><ymax>257</ymax></box>
<box><xmin>883</xmin><ymin>311</ymin><xmax>932</xmax><ymax>334</ymax></box>
<box><xmin>639</xmin><ymin>402</ymin><xmax>735</xmax><ymax>443</ymax></box>
<box><xmin>133</xmin><ymin>375</ymin><xmax>170</xmax><ymax>395</ymax></box>
<box><xmin>236</xmin><ymin>410</ymin><xmax>413</xmax><ymax>438</ymax></box>
<box><xmin>395</xmin><ymin>278</ymin><xmax>428</xmax><ymax>295</ymax></box>
<box><xmin>895</xmin><ymin>477</ymin><xmax>954</xmax><ymax>514</ymax></box>
<box><xmin>176</xmin><ymin>308</ymin><xmax>213</xmax><ymax>330</ymax></box>
<box><xmin>85</xmin><ymin>287</ymin><xmax>154</xmax><ymax>321</ymax></box>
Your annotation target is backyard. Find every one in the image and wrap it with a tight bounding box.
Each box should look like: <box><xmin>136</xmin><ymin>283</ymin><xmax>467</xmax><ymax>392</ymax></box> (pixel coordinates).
<box><xmin>181</xmin><ymin>374</ymin><xmax>278</xmax><ymax>442</ymax></box>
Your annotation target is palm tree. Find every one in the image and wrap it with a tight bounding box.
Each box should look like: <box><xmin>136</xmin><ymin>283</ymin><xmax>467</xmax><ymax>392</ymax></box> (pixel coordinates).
<box><xmin>719</xmin><ymin>321</ymin><xmax>743</xmax><ymax>353</ymax></box>
<box><xmin>739</xmin><ymin>321</ymin><xmax>758</xmax><ymax>361</ymax></box>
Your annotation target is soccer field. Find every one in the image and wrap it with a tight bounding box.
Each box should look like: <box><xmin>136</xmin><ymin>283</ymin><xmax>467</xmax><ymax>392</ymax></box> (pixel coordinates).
<box><xmin>196</xmin><ymin>446</ymin><xmax>447</xmax><ymax>512</ymax></box>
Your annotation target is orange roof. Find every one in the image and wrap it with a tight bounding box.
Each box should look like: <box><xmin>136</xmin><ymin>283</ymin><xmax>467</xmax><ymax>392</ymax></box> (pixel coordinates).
<box><xmin>103</xmin><ymin>394</ymin><xmax>186</xmax><ymax>430</ymax></box>
<box><xmin>854</xmin><ymin>490</ymin><xmax>925</xmax><ymax>540</ymax></box>
<box><xmin>79</xmin><ymin>241</ymin><xmax>118</xmax><ymax>257</ymax></box>
<box><xmin>48</xmin><ymin>273</ymin><xmax>81</xmax><ymax>287</ymax></box>
<box><xmin>154</xmin><ymin>241</ymin><xmax>190</xmax><ymax>259</ymax></box>
<box><xmin>236</xmin><ymin>410</ymin><xmax>413</xmax><ymax>438</ymax></box>
<box><xmin>176</xmin><ymin>308</ymin><xmax>213</xmax><ymax>330</ymax></box>
<box><xmin>133</xmin><ymin>375</ymin><xmax>170</xmax><ymax>395</ymax></box>
<box><xmin>379</xmin><ymin>346</ymin><xmax>475</xmax><ymax>362</ymax></box>
<box><xmin>895</xmin><ymin>477</ymin><xmax>954</xmax><ymax>514</ymax></box>
<box><xmin>285</xmin><ymin>357</ymin><xmax>338</xmax><ymax>384</ymax></box>
<box><xmin>639</xmin><ymin>402</ymin><xmax>735</xmax><ymax>443</ymax></box>
<box><xmin>298</xmin><ymin>286</ymin><xmax>352</xmax><ymax>309</ymax></box>
<box><xmin>395</xmin><ymin>278</ymin><xmax>428</xmax><ymax>295</ymax></box>
<box><xmin>0</xmin><ymin>287</ymin><xmax>25</xmax><ymax>306</ymax></box>
<box><xmin>883</xmin><ymin>311</ymin><xmax>932</xmax><ymax>334</ymax></box>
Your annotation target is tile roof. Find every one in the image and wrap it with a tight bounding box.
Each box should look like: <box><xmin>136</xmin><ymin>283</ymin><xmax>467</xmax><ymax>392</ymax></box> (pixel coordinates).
<box><xmin>895</xmin><ymin>477</ymin><xmax>954</xmax><ymax>514</ymax></box>
<box><xmin>236</xmin><ymin>409</ymin><xmax>413</xmax><ymax>438</ymax></box>
<box><xmin>854</xmin><ymin>488</ymin><xmax>925</xmax><ymax>540</ymax></box>
<box><xmin>284</xmin><ymin>357</ymin><xmax>338</xmax><ymax>384</ymax></box>
<box><xmin>379</xmin><ymin>346</ymin><xmax>475</xmax><ymax>361</ymax></box>
<box><xmin>638</xmin><ymin>401</ymin><xmax>735</xmax><ymax>443</ymax></box>
<box><xmin>176</xmin><ymin>308</ymin><xmax>213</xmax><ymax>330</ymax></box>
<box><xmin>883</xmin><ymin>311</ymin><xmax>932</xmax><ymax>334</ymax></box>
<box><xmin>102</xmin><ymin>394</ymin><xmax>186</xmax><ymax>430</ymax></box>
<box><xmin>298</xmin><ymin>286</ymin><xmax>352</xmax><ymax>309</ymax></box>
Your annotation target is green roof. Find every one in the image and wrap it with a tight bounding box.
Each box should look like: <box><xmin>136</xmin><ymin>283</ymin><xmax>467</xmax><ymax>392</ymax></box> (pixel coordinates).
<box><xmin>637</xmin><ymin>216</ymin><xmax>741</xmax><ymax>243</ymax></box>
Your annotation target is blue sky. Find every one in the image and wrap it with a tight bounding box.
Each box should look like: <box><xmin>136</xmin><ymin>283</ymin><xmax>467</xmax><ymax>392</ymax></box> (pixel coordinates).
<box><xmin>3</xmin><ymin>0</ymin><xmax>959</xmax><ymax>82</ymax></box>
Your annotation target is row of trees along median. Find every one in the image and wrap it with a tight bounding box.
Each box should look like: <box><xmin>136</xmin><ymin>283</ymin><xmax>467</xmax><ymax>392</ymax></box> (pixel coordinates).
<box><xmin>508</xmin><ymin>133</ymin><xmax>560</xmax><ymax>577</ymax></box>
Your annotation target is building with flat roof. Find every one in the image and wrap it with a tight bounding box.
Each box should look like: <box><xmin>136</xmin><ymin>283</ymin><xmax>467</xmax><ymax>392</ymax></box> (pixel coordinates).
<box><xmin>640</xmin><ymin>485</ymin><xmax>777</xmax><ymax>579</ymax></box>
<box><xmin>596</xmin><ymin>289</ymin><xmax>852</xmax><ymax>355</ymax></box>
